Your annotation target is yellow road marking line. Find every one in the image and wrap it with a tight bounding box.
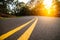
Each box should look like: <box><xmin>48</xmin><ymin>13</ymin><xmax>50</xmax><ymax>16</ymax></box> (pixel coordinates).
<box><xmin>17</xmin><ymin>17</ymin><xmax>38</xmax><ymax>40</ymax></box>
<box><xmin>0</xmin><ymin>18</ymin><xmax>35</xmax><ymax>40</ymax></box>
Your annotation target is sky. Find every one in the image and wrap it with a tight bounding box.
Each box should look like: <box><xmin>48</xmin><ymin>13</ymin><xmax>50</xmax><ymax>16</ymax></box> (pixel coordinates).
<box><xmin>14</xmin><ymin>0</ymin><xmax>30</xmax><ymax>3</ymax></box>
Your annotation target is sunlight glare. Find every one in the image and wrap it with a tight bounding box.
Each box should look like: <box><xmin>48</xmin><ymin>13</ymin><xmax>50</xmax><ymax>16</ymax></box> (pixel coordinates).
<box><xmin>41</xmin><ymin>0</ymin><xmax>57</xmax><ymax>16</ymax></box>
<box><xmin>43</xmin><ymin>0</ymin><xmax>52</xmax><ymax>9</ymax></box>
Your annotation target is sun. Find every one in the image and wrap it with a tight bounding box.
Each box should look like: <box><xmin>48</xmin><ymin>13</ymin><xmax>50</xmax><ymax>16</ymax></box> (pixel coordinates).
<box><xmin>43</xmin><ymin>0</ymin><xmax>53</xmax><ymax>9</ymax></box>
<box><xmin>41</xmin><ymin>0</ymin><xmax>57</xmax><ymax>16</ymax></box>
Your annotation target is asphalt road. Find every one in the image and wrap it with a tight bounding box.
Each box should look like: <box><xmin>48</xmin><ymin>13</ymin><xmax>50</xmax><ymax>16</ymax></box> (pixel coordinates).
<box><xmin>0</xmin><ymin>16</ymin><xmax>60</xmax><ymax>40</ymax></box>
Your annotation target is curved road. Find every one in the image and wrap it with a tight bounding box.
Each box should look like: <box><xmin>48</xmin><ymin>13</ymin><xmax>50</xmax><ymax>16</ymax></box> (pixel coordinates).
<box><xmin>0</xmin><ymin>16</ymin><xmax>60</xmax><ymax>40</ymax></box>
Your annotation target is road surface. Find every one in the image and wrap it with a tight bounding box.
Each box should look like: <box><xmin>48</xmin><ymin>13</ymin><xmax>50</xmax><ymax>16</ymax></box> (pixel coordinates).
<box><xmin>0</xmin><ymin>16</ymin><xmax>60</xmax><ymax>40</ymax></box>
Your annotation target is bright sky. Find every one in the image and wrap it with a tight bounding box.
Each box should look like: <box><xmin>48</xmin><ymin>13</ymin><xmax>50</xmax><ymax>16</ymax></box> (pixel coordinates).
<box><xmin>19</xmin><ymin>0</ymin><xmax>30</xmax><ymax>3</ymax></box>
<box><xmin>43</xmin><ymin>0</ymin><xmax>53</xmax><ymax>9</ymax></box>
<box><xmin>14</xmin><ymin>0</ymin><xmax>30</xmax><ymax>3</ymax></box>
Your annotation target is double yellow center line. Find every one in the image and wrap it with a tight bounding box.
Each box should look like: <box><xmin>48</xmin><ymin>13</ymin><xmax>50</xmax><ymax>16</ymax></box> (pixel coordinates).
<box><xmin>0</xmin><ymin>17</ymin><xmax>38</xmax><ymax>40</ymax></box>
<box><xmin>18</xmin><ymin>17</ymin><xmax>38</xmax><ymax>40</ymax></box>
